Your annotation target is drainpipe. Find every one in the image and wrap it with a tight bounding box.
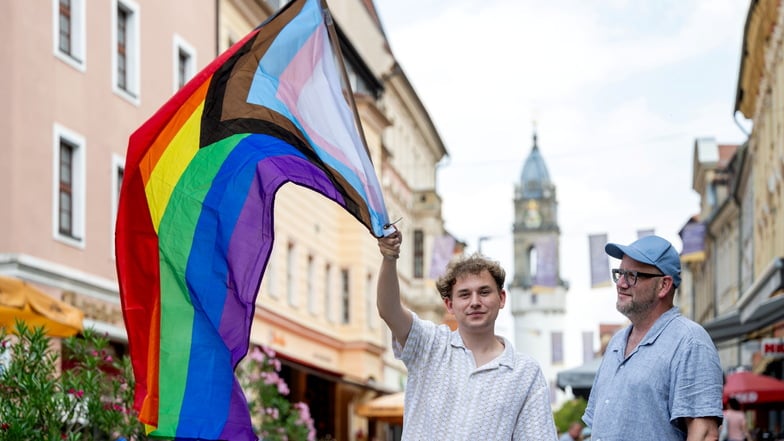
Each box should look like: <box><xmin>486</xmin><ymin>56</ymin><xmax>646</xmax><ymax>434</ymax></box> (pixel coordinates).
<box><xmin>215</xmin><ymin>0</ymin><xmax>220</xmax><ymax>58</ymax></box>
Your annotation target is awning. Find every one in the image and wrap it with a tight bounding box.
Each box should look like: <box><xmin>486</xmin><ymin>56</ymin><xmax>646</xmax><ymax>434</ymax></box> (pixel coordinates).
<box><xmin>724</xmin><ymin>371</ymin><xmax>784</xmax><ymax>407</ymax></box>
<box><xmin>355</xmin><ymin>391</ymin><xmax>403</xmax><ymax>425</ymax></box>
<box><xmin>703</xmin><ymin>258</ymin><xmax>784</xmax><ymax>343</ymax></box>
<box><xmin>556</xmin><ymin>357</ymin><xmax>603</xmax><ymax>396</ymax></box>
<box><xmin>0</xmin><ymin>275</ymin><xmax>84</xmax><ymax>337</ymax></box>
<box><xmin>704</xmin><ymin>295</ymin><xmax>784</xmax><ymax>343</ymax></box>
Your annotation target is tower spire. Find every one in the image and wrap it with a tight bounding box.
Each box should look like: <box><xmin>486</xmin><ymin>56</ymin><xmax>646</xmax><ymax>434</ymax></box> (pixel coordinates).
<box><xmin>532</xmin><ymin>120</ymin><xmax>538</xmax><ymax>150</ymax></box>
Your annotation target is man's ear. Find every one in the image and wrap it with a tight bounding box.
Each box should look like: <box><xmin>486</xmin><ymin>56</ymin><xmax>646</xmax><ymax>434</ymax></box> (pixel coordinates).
<box><xmin>443</xmin><ymin>296</ymin><xmax>453</xmax><ymax>313</ymax></box>
<box><xmin>658</xmin><ymin>276</ymin><xmax>674</xmax><ymax>298</ymax></box>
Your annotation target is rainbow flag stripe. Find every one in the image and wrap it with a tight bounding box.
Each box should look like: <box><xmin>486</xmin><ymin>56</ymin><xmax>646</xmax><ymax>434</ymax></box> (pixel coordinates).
<box><xmin>115</xmin><ymin>0</ymin><xmax>389</xmax><ymax>439</ymax></box>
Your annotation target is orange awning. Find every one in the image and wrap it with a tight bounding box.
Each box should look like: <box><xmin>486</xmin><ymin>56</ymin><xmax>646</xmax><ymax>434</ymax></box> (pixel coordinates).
<box><xmin>0</xmin><ymin>275</ymin><xmax>84</xmax><ymax>338</ymax></box>
<box><xmin>355</xmin><ymin>391</ymin><xmax>404</xmax><ymax>425</ymax></box>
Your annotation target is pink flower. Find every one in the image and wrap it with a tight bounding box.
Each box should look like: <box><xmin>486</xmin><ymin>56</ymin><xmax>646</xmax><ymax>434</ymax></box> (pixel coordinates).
<box><xmin>264</xmin><ymin>407</ymin><xmax>280</xmax><ymax>419</ymax></box>
<box><xmin>262</xmin><ymin>345</ymin><xmax>276</xmax><ymax>358</ymax></box>
<box><xmin>68</xmin><ymin>388</ymin><xmax>84</xmax><ymax>399</ymax></box>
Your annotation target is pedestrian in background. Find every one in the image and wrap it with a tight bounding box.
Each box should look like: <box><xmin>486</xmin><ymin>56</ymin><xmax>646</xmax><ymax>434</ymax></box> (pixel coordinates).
<box><xmin>721</xmin><ymin>397</ymin><xmax>751</xmax><ymax>441</ymax></box>
<box><xmin>377</xmin><ymin>228</ymin><xmax>557</xmax><ymax>440</ymax></box>
<box><xmin>583</xmin><ymin>235</ymin><xmax>723</xmax><ymax>440</ymax></box>
<box><xmin>559</xmin><ymin>421</ymin><xmax>583</xmax><ymax>441</ymax></box>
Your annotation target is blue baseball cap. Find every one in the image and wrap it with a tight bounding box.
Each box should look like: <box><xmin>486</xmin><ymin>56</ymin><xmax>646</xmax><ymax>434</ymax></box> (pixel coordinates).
<box><xmin>605</xmin><ymin>235</ymin><xmax>681</xmax><ymax>288</ymax></box>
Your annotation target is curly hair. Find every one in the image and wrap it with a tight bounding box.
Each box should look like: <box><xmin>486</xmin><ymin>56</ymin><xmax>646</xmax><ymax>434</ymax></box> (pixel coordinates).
<box><xmin>435</xmin><ymin>253</ymin><xmax>506</xmax><ymax>300</ymax></box>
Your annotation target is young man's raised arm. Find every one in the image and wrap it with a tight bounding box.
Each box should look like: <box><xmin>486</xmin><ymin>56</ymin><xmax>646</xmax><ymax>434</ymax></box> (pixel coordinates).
<box><xmin>377</xmin><ymin>231</ymin><xmax>413</xmax><ymax>348</ymax></box>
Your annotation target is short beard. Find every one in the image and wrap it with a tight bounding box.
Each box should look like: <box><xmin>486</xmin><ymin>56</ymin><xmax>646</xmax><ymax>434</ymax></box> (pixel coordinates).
<box><xmin>617</xmin><ymin>294</ymin><xmax>656</xmax><ymax>318</ymax></box>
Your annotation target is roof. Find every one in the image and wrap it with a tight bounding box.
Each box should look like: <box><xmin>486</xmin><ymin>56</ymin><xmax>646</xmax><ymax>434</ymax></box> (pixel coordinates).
<box><xmin>519</xmin><ymin>133</ymin><xmax>553</xmax><ymax>199</ymax></box>
<box><xmin>735</xmin><ymin>0</ymin><xmax>782</xmax><ymax>118</ymax></box>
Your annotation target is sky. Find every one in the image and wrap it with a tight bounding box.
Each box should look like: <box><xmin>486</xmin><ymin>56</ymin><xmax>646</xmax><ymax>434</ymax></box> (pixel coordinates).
<box><xmin>372</xmin><ymin>0</ymin><xmax>752</xmax><ymax>345</ymax></box>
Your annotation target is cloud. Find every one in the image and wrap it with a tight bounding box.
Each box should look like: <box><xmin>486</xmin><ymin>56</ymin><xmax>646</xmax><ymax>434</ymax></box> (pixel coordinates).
<box><xmin>374</xmin><ymin>0</ymin><xmax>750</xmax><ymax>341</ymax></box>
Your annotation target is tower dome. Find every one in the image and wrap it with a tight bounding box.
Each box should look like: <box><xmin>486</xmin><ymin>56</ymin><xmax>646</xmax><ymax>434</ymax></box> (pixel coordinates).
<box><xmin>519</xmin><ymin>132</ymin><xmax>553</xmax><ymax>199</ymax></box>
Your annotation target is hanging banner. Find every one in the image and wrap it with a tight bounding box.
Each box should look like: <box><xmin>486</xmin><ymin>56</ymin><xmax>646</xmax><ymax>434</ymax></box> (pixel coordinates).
<box><xmin>429</xmin><ymin>234</ymin><xmax>456</xmax><ymax>279</ymax></box>
<box><xmin>589</xmin><ymin>233</ymin><xmax>611</xmax><ymax>288</ymax></box>
<box><xmin>680</xmin><ymin>221</ymin><xmax>706</xmax><ymax>263</ymax></box>
<box><xmin>533</xmin><ymin>237</ymin><xmax>558</xmax><ymax>292</ymax></box>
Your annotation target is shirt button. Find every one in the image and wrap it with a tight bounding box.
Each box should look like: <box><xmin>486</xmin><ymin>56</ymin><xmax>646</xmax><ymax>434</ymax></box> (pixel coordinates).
<box><xmin>604</xmin><ymin>399</ymin><xmax>609</xmax><ymax>404</ymax></box>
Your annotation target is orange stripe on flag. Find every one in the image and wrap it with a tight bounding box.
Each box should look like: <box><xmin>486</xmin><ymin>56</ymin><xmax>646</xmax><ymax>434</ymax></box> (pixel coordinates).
<box><xmin>140</xmin><ymin>80</ymin><xmax>211</xmax><ymax>186</ymax></box>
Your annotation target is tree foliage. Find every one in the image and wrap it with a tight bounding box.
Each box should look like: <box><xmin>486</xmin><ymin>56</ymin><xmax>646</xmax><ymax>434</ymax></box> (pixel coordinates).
<box><xmin>553</xmin><ymin>397</ymin><xmax>588</xmax><ymax>434</ymax></box>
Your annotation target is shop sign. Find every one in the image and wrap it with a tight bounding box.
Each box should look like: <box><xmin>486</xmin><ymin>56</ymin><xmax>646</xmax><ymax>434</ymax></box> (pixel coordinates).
<box><xmin>761</xmin><ymin>338</ymin><xmax>784</xmax><ymax>358</ymax></box>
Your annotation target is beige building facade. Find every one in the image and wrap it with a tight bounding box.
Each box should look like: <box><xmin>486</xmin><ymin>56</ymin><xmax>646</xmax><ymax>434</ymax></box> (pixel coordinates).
<box><xmin>0</xmin><ymin>1</ymin><xmax>450</xmax><ymax>440</ymax></box>
<box><xmin>682</xmin><ymin>4</ymin><xmax>784</xmax><ymax>429</ymax></box>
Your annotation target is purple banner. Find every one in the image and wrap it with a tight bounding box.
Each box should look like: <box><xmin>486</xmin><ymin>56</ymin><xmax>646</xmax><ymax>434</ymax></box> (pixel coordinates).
<box><xmin>534</xmin><ymin>237</ymin><xmax>558</xmax><ymax>288</ymax></box>
<box><xmin>680</xmin><ymin>221</ymin><xmax>706</xmax><ymax>262</ymax></box>
<box><xmin>429</xmin><ymin>235</ymin><xmax>456</xmax><ymax>279</ymax></box>
<box><xmin>589</xmin><ymin>233</ymin><xmax>611</xmax><ymax>288</ymax></box>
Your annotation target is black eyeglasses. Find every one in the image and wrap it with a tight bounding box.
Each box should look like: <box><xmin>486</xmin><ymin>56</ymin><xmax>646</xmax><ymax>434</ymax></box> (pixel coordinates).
<box><xmin>611</xmin><ymin>268</ymin><xmax>665</xmax><ymax>286</ymax></box>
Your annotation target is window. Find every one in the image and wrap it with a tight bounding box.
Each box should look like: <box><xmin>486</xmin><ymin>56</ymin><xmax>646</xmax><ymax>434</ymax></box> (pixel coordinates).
<box><xmin>324</xmin><ymin>264</ymin><xmax>333</xmax><ymax>322</ymax></box>
<box><xmin>582</xmin><ymin>331</ymin><xmax>594</xmax><ymax>363</ymax></box>
<box><xmin>53</xmin><ymin>124</ymin><xmax>85</xmax><ymax>248</ymax></box>
<box><xmin>551</xmin><ymin>331</ymin><xmax>563</xmax><ymax>364</ymax></box>
<box><xmin>266</xmin><ymin>254</ymin><xmax>277</xmax><ymax>298</ymax></box>
<box><xmin>528</xmin><ymin>245</ymin><xmax>538</xmax><ymax>279</ymax></box>
<box><xmin>53</xmin><ymin>0</ymin><xmax>86</xmax><ymax>70</ymax></box>
<box><xmin>59</xmin><ymin>142</ymin><xmax>75</xmax><ymax>236</ymax></box>
<box><xmin>266</xmin><ymin>0</ymin><xmax>286</xmax><ymax>11</ymax></box>
<box><xmin>286</xmin><ymin>242</ymin><xmax>296</xmax><ymax>306</ymax></box>
<box><xmin>413</xmin><ymin>229</ymin><xmax>424</xmax><ymax>278</ymax></box>
<box><xmin>345</xmin><ymin>62</ymin><xmax>372</xmax><ymax>96</ymax></box>
<box><xmin>59</xmin><ymin>0</ymin><xmax>72</xmax><ymax>54</ymax></box>
<box><xmin>173</xmin><ymin>34</ymin><xmax>196</xmax><ymax>91</ymax></box>
<box><xmin>111</xmin><ymin>154</ymin><xmax>124</xmax><ymax>254</ymax></box>
<box><xmin>113</xmin><ymin>0</ymin><xmax>140</xmax><ymax>103</ymax></box>
<box><xmin>307</xmin><ymin>255</ymin><xmax>316</xmax><ymax>315</ymax></box>
<box><xmin>366</xmin><ymin>273</ymin><xmax>375</xmax><ymax>329</ymax></box>
<box><xmin>340</xmin><ymin>269</ymin><xmax>350</xmax><ymax>324</ymax></box>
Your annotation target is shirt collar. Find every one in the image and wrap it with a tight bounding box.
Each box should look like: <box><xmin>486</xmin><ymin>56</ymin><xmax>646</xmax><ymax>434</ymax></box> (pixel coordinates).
<box><xmin>610</xmin><ymin>306</ymin><xmax>682</xmax><ymax>357</ymax></box>
<box><xmin>449</xmin><ymin>331</ymin><xmax>515</xmax><ymax>369</ymax></box>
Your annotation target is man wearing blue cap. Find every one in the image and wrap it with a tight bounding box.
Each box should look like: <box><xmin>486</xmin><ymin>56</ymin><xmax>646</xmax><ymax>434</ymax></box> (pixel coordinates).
<box><xmin>582</xmin><ymin>235</ymin><xmax>723</xmax><ymax>441</ymax></box>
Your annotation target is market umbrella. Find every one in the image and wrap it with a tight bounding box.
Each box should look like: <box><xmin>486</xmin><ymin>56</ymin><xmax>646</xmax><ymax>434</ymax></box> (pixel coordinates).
<box><xmin>355</xmin><ymin>391</ymin><xmax>404</xmax><ymax>425</ymax></box>
<box><xmin>723</xmin><ymin>371</ymin><xmax>784</xmax><ymax>407</ymax></box>
<box><xmin>0</xmin><ymin>275</ymin><xmax>84</xmax><ymax>338</ymax></box>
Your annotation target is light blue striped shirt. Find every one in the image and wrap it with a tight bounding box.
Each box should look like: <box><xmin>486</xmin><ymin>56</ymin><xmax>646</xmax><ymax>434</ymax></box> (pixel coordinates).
<box><xmin>583</xmin><ymin>307</ymin><xmax>723</xmax><ymax>441</ymax></box>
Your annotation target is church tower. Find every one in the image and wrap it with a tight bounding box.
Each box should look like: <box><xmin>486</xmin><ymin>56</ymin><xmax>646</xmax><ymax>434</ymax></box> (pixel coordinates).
<box><xmin>511</xmin><ymin>130</ymin><xmax>564</xmax><ymax>290</ymax></box>
<box><xmin>510</xmin><ymin>129</ymin><xmax>569</xmax><ymax>404</ymax></box>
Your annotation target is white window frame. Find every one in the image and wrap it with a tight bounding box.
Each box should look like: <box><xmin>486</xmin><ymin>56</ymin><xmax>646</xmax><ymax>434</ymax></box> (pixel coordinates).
<box><xmin>173</xmin><ymin>34</ymin><xmax>197</xmax><ymax>92</ymax></box>
<box><xmin>366</xmin><ymin>272</ymin><xmax>376</xmax><ymax>329</ymax></box>
<box><xmin>286</xmin><ymin>242</ymin><xmax>296</xmax><ymax>306</ymax></box>
<box><xmin>325</xmin><ymin>263</ymin><xmax>333</xmax><ymax>323</ymax></box>
<box><xmin>340</xmin><ymin>268</ymin><xmax>350</xmax><ymax>324</ymax></box>
<box><xmin>111</xmin><ymin>154</ymin><xmax>125</xmax><ymax>256</ymax></box>
<box><xmin>112</xmin><ymin>0</ymin><xmax>141</xmax><ymax>105</ymax></box>
<box><xmin>53</xmin><ymin>0</ymin><xmax>86</xmax><ymax>71</ymax></box>
<box><xmin>265</xmin><ymin>252</ymin><xmax>278</xmax><ymax>299</ymax></box>
<box><xmin>52</xmin><ymin>123</ymin><xmax>86</xmax><ymax>249</ymax></box>
<box><xmin>307</xmin><ymin>255</ymin><xmax>316</xmax><ymax>315</ymax></box>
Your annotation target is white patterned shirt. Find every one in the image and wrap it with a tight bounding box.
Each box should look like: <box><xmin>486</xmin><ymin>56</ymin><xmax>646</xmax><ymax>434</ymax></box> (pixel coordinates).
<box><xmin>394</xmin><ymin>313</ymin><xmax>558</xmax><ymax>440</ymax></box>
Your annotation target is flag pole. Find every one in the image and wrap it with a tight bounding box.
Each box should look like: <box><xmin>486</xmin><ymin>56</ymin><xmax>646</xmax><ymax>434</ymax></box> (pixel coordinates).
<box><xmin>320</xmin><ymin>0</ymin><xmax>373</xmax><ymax>157</ymax></box>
